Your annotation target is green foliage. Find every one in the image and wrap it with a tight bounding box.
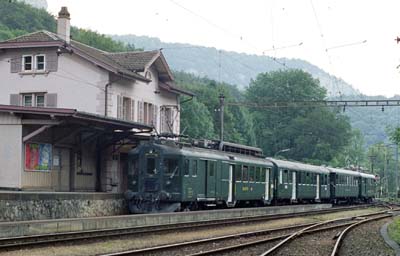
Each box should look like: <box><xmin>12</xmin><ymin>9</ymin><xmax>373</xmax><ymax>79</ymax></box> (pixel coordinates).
<box><xmin>246</xmin><ymin>69</ymin><xmax>352</xmax><ymax>162</ymax></box>
<box><xmin>388</xmin><ymin>217</ymin><xmax>400</xmax><ymax>245</ymax></box>
<box><xmin>180</xmin><ymin>97</ymin><xmax>215</xmax><ymax>139</ymax></box>
<box><xmin>388</xmin><ymin>127</ymin><xmax>400</xmax><ymax>145</ymax></box>
<box><xmin>70</xmin><ymin>28</ymin><xmax>137</xmax><ymax>52</ymax></box>
<box><xmin>0</xmin><ymin>0</ymin><xmax>138</xmax><ymax>52</ymax></box>
<box><xmin>175</xmin><ymin>71</ymin><xmax>256</xmax><ymax>145</ymax></box>
<box><xmin>330</xmin><ymin>130</ymin><xmax>366</xmax><ymax>168</ymax></box>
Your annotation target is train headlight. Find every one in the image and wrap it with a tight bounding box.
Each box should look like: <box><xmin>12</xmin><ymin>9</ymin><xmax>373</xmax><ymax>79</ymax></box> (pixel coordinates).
<box><xmin>132</xmin><ymin>181</ymin><xmax>137</xmax><ymax>185</ymax></box>
<box><xmin>166</xmin><ymin>180</ymin><xmax>171</xmax><ymax>185</ymax></box>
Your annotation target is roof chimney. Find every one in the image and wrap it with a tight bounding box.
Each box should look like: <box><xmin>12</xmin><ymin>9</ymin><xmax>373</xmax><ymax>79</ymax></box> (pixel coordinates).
<box><xmin>57</xmin><ymin>7</ymin><xmax>71</xmax><ymax>43</ymax></box>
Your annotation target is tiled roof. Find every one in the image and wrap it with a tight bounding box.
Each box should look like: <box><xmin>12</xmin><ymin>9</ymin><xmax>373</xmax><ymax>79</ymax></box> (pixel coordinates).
<box><xmin>105</xmin><ymin>50</ymin><xmax>159</xmax><ymax>71</ymax></box>
<box><xmin>0</xmin><ymin>30</ymin><xmax>193</xmax><ymax>95</ymax></box>
<box><xmin>1</xmin><ymin>30</ymin><xmax>61</xmax><ymax>43</ymax></box>
<box><xmin>69</xmin><ymin>40</ymin><xmax>148</xmax><ymax>81</ymax></box>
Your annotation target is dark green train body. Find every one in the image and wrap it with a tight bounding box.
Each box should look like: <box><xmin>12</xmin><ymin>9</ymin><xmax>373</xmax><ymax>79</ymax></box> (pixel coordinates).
<box><xmin>125</xmin><ymin>139</ymin><xmax>377</xmax><ymax>213</ymax></box>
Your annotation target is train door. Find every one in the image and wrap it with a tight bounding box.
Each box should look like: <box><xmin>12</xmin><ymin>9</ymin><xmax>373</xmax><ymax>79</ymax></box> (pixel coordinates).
<box><xmin>264</xmin><ymin>167</ymin><xmax>270</xmax><ymax>201</ymax></box>
<box><xmin>227</xmin><ymin>164</ymin><xmax>235</xmax><ymax>205</ymax></box>
<box><xmin>316</xmin><ymin>174</ymin><xmax>320</xmax><ymax>200</ymax></box>
<box><xmin>197</xmin><ymin>160</ymin><xmax>206</xmax><ymax>198</ymax></box>
<box><xmin>291</xmin><ymin>171</ymin><xmax>297</xmax><ymax>201</ymax></box>
<box><xmin>206</xmin><ymin>161</ymin><xmax>217</xmax><ymax>198</ymax></box>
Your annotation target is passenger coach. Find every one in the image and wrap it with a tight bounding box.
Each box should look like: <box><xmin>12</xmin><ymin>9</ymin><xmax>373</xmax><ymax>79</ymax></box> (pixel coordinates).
<box><xmin>125</xmin><ymin>139</ymin><xmax>377</xmax><ymax>213</ymax></box>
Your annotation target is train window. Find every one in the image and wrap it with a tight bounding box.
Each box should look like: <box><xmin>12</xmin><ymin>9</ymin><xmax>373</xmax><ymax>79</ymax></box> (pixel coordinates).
<box><xmin>282</xmin><ymin>170</ymin><xmax>288</xmax><ymax>183</ymax></box>
<box><xmin>192</xmin><ymin>160</ymin><xmax>198</xmax><ymax>177</ymax></box>
<box><xmin>164</xmin><ymin>158</ymin><xmax>179</xmax><ymax>176</ymax></box>
<box><xmin>288</xmin><ymin>171</ymin><xmax>292</xmax><ymax>184</ymax></box>
<box><xmin>298</xmin><ymin>172</ymin><xmax>302</xmax><ymax>184</ymax></box>
<box><xmin>279</xmin><ymin>170</ymin><xmax>283</xmax><ymax>184</ymax></box>
<box><xmin>235</xmin><ymin>166</ymin><xmax>242</xmax><ymax>181</ymax></box>
<box><xmin>255</xmin><ymin>167</ymin><xmax>261</xmax><ymax>182</ymax></box>
<box><xmin>249</xmin><ymin>166</ymin><xmax>255</xmax><ymax>182</ymax></box>
<box><xmin>146</xmin><ymin>157</ymin><xmax>156</xmax><ymax>175</ymax></box>
<box><xmin>306</xmin><ymin>173</ymin><xmax>310</xmax><ymax>184</ymax></box>
<box><xmin>243</xmin><ymin>166</ymin><xmax>249</xmax><ymax>181</ymax></box>
<box><xmin>184</xmin><ymin>159</ymin><xmax>189</xmax><ymax>176</ymax></box>
<box><xmin>261</xmin><ymin>168</ymin><xmax>267</xmax><ymax>182</ymax></box>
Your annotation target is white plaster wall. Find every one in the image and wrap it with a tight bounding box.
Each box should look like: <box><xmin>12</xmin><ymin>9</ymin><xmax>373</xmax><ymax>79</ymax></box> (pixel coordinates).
<box><xmin>0</xmin><ymin>114</ymin><xmax>22</xmax><ymax>189</ymax></box>
<box><xmin>109</xmin><ymin>67</ymin><xmax>179</xmax><ymax>132</ymax></box>
<box><xmin>0</xmin><ymin>49</ymin><xmax>108</xmax><ymax>115</ymax></box>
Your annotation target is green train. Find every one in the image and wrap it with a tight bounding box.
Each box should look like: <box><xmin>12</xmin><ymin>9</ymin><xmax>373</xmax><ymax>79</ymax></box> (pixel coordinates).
<box><xmin>124</xmin><ymin>139</ymin><xmax>377</xmax><ymax>213</ymax></box>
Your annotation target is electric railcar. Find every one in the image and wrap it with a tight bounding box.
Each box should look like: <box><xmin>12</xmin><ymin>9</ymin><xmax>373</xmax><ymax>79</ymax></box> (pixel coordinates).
<box><xmin>124</xmin><ymin>139</ymin><xmax>377</xmax><ymax>213</ymax></box>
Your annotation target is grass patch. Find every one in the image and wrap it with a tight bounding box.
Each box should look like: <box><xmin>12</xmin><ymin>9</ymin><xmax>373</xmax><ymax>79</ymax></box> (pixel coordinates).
<box><xmin>388</xmin><ymin>216</ymin><xmax>400</xmax><ymax>244</ymax></box>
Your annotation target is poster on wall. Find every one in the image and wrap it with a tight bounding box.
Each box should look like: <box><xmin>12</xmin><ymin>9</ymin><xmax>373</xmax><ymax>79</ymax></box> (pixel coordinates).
<box><xmin>25</xmin><ymin>143</ymin><xmax>52</xmax><ymax>171</ymax></box>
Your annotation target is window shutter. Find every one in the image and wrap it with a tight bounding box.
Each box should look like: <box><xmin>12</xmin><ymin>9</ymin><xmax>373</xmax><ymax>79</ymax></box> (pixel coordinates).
<box><xmin>130</xmin><ymin>99</ymin><xmax>135</xmax><ymax>121</ymax></box>
<box><xmin>169</xmin><ymin>108</ymin><xmax>174</xmax><ymax>133</ymax></box>
<box><xmin>46</xmin><ymin>52</ymin><xmax>58</xmax><ymax>72</ymax></box>
<box><xmin>160</xmin><ymin>107</ymin><xmax>165</xmax><ymax>133</ymax></box>
<box><xmin>9</xmin><ymin>94</ymin><xmax>20</xmax><ymax>106</ymax></box>
<box><xmin>153</xmin><ymin>105</ymin><xmax>158</xmax><ymax>130</ymax></box>
<box><xmin>10</xmin><ymin>55</ymin><xmax>22</xmax><ymax>73</ymax></box>
<box><xmin>138</xmin><ymin>101</ymin><xmax>144</xmax><ymax>123</ymax></box>
<box><xmin>46</xmin><ymin>93</ymin><xmax>57</xmax><ymax>108</ymax></box>
<box><xmin>117</xmin><ymin>95</ymin><xmax>122</xmax><ymax>119</ymax></box>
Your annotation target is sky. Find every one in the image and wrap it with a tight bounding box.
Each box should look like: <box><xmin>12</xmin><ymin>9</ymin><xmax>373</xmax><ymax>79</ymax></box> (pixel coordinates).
<box><xmin>47</xmin><ymin>0</ymin><xmax>400</xmax><ymax>97</ymax></box>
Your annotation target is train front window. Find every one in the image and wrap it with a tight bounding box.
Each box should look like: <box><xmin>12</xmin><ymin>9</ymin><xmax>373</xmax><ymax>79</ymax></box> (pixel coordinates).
<box><xmin>146</xmin><ymin>158</ymin><xmax>156</xmax><ymax>175</ymax></box>
<box><xmin>164</xmin><ymin>158</ymin><xmax>179</xmax><ymax>177</ymax></box>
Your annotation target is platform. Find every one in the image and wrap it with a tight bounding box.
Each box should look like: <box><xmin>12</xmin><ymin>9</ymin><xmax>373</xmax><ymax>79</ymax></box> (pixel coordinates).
<box><xmin>0</xmin><ymin>191</ymin><xmax>126</xmax><ymax>222</ymax></box>
<box><xmin>0</xmin><ymin>204</ymin><xmax>332</xmax><ymax>238</ymax></box>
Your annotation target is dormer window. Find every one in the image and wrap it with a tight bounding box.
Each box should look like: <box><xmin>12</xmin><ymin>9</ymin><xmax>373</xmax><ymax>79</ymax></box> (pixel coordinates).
<box><xmin>22</xmin><ymin>55</ymin><xmax>33</xmax><ymax>71</ymax></box>
<box><xmin>36</xmin><ymin>55</ymin><xmax>45</xmax><ymax>71</ymax></box>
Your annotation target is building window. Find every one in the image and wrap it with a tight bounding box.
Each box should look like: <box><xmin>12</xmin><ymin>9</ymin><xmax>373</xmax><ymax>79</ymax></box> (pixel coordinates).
<box><xmin>21</xmin><ymin>54</ymin><xmax>46</xmax><ymax>72</ymax></box>
<box><xmin>117</xmin><ymin>96</ymin><xmax>135</xmax><ymax>121</ymax></box>
<box><xmin>160</xmin><ymin>106</ymin><xmax>174</xmax><ymax>133</ymax></box>
<box><xmin>22</xmin><ymin>93</ymin><xmax>46</xmax><ymax>107</ymax></box>
<box><xmin>22</xmin><ymin>55</ymin><xmax>33</xmax><ymax>71</ymax></box>
<box><xmin>35</xmin><ymin>55</ymin><xmax>46</xmax><ymax>71</ymax></box>
<box><xmin>23</xmin><ymin>94</ymin><xmax>33</xmax><ymax>107</ymax></box>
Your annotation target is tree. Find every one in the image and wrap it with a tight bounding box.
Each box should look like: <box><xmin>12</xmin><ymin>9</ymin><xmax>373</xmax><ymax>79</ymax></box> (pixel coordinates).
<box><xmin>330</xmin><ymin>129</ymin><xmax>366</xmax><ymax>168</ymax></box>
<box><xmin>246</xmin><ymin>69</ymin><xmax>352</xmax><ymax>162</ymax></box>
<box><xmin>174</xmin><ymin>71</ymin><xmax>256</xmax><ymax>145</ymax></box>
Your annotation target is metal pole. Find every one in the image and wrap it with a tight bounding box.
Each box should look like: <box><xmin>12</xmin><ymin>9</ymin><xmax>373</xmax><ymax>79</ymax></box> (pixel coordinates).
<box><xmin>219</xmin><ymin>94</ymin><xmax>225</xmax><ymax>150</ymax></box>
<box><xmin>396</xmin><ymin>145</ymin><xmax>399</xmax><ymax>197</ymax></box>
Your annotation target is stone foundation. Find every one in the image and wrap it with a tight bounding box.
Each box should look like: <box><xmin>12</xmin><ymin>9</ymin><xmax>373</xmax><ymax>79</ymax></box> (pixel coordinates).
<box><xmin>0</xmin><ymin>192</ymin><xmax>127</xmax><ymax>221</ymax></box>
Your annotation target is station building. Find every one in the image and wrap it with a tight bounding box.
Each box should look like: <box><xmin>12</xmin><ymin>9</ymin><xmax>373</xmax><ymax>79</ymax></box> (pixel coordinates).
<box><xmin>0</xmin><ymin>7</ymin><xmax>193</xmax><ymax>193</ymax></box>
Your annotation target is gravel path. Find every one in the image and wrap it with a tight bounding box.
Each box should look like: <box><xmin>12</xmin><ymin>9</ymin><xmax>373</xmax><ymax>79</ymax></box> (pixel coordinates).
<box><xmin>339</xmin><ymin>218</ymin><xmax>395</xmax><ymax>256</ymax></box>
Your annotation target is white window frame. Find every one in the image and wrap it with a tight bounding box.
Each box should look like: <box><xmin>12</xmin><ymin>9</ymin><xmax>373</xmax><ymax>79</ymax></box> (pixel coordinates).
<box><xmin>22</xmin><ymin>94</ymin><xmax>33</xmax><ymax>107</ymax></box>
<box><xmin>22</xmin><ymin>55</ymin><xmax>33</xmax><ymax>72</ymax></box>
<box><xmin>35</xmin><ymin>54</ymin><xmax>46</xmax><ymax>71</ymax></box>
<box><xmin>21</xmin><ymin>93</ymin><xmax>46</xmax><ymax>107</ymax></box>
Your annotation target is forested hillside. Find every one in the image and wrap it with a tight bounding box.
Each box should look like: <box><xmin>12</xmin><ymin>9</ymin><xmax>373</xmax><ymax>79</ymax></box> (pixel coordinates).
<box><xmin>113</xmin><ymin>34</ymin><xmax>359</xmax><ymax>96</ymax></box>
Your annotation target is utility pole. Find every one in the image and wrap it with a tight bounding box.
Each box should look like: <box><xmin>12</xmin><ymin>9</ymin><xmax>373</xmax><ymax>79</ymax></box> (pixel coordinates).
<box><xmin>219</xmin><ymin>94</ymin><xmax>225</xmax><ymax>150</ymax></box>
<box><xmin>396</xmin><ymin>145</ymin><xmax>399</xmax><ymax>197</ymax></box>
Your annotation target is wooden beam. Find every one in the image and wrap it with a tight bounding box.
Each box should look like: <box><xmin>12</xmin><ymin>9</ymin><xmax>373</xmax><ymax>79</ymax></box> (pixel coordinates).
<box><xmin>22</xmin><ymin>119</ymin><xmax>63</xmax><ymax>125</ymax></box>
<box><xmin>23</xmin><ymin>125</ymin><xmax>52</xmax><ymax>142</ymax></box>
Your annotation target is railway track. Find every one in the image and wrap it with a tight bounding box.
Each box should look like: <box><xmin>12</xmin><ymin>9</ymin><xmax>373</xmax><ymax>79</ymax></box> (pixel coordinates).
<box><xmin>0</xmin><ymin>205</ymin><xmax>376</xmax><ymax>251</ymax></box>
<box><xmin>96</xmin><ymin>207</ymin><xmax>393</xmax><ymax>256</ymax></box>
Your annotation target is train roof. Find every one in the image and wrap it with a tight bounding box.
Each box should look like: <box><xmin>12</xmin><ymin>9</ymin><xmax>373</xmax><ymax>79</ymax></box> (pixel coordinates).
<box><xmin>266</xmin><ymin>158</ymin><xmax>330</xmax><ymax>174</ymax></box>
<box><xmin>359</xmin><ymin>172</ymin><xmax>376</xmax><ymax>179</ymax></box>
<box><xmin>133</xmin><ymin>140</ymin><xmax>273</xmax><ymax>166</ymax></box>
<box><xmin>326</xmin><ymin>167</ymin><xmax>362</xmax><ymax>176</ymax></box>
